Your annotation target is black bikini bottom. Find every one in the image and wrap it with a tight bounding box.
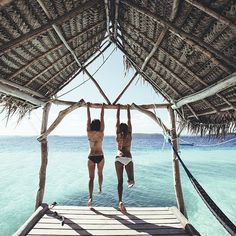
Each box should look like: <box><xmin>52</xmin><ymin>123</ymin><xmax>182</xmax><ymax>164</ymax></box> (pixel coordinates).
<box><xmin>88</xmin><ymin>155</ymin><xmax>104</xmax><ymax>164</ymax></box>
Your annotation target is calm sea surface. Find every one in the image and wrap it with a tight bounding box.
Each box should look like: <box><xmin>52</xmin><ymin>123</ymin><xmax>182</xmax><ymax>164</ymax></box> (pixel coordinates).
<box><xmin>0</xmin><ymin>134</ymin><xmax>235</xmax><ymax>236</ymax></box>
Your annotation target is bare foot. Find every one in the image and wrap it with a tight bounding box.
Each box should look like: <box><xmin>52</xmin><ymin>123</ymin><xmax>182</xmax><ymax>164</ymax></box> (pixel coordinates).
<box><xmin>128</xmin><ymin>180</ymin><xmax>135</xmax><ymax>188</ymax></box>
<box><xmin>88</xmin><ymin>198</ymin><xmax>92</xmax><ymax>208</ymax></box>
<box><xmin>118</xmin><ymin>201</ymin><xmax>127</xmax><ymax>214</ymax></box>
<box><xmin>98</xmin><ymin>185</ymin><xmax>102</xmax><ymax>194</ymax></box>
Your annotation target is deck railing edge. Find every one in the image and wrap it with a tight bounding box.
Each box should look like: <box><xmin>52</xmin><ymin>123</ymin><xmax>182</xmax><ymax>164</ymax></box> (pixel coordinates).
<box><xmin>13</xmin><ymin>203</ymin><xmax>49</xmax><ymax>236</ymax></box>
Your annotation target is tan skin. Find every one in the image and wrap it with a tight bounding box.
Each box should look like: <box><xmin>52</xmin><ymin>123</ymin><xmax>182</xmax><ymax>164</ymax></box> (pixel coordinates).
<box><xmin>115</xmin><ymin>105</ymin><xmax>134</xmax><ymax>212</ymax></box>
<box><xmin>87</xmin><ymin>103</ymin><xmax>105</xmax><ymax>207</ymax></box>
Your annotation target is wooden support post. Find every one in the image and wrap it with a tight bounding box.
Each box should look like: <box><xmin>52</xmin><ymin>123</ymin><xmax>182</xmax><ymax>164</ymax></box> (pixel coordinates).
<box><xmin>35</xmin><ymin>103</ymin><xmax>51</xmax><ymax>209</ymax></box>
<box><xmin>169</xmin><ymin>107</ymin><xmax>186</xmax><ymax>217</ymax></box>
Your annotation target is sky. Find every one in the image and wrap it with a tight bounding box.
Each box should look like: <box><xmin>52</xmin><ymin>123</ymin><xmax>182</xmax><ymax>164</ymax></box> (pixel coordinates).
<box><xmin>0</xmin><ymin>43</ymin><xmax>173</xmax><ymax>136</ymax></box>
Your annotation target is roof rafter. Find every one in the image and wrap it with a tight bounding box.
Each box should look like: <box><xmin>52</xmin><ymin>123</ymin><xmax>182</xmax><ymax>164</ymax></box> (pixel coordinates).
<box><xmin>6</xmin><ymin>20</ymin><xmax>105</xmax><ymax>83</ymax></box>
<box><xmin>113</xmin><ymin>26</ymin><xmax>168</xmax><ymax>105</ymax></box>
<box><xmin>117</xmin><ymin>34</ymin><xmax>200</xmax><ymax>120</ymax></box>
<box><xmin>113</xmin><ymin>0</ymin><xmax>120</xmax><ymax>40</ymax></box>
<box><xmin>187</xmin><ymin>106</ymin><xmax>236</xmax><ymax>118</ymax></box>
<box><xmin>120</xmin><ymin>22</ymin><xmax>236</xmax><ymax>111</ymax></box>
<box><xmin>104</xmin><ymin>0</ymin><xmax>111</xmax><ymax>39</ymax></box>
<box><xmin>172</xmin><ymin>72</ymin><xmax>236</xmax><ymax>109</ymax></box>
<box><xmin>120</xmin><ymin>27</ymin><xmax>219</xmax><ymax>112</ymax></box>
<box><xmin>185</xmin><ymin>0</ymin><xmax>236</xmax><ymax>32</ymax></box>
<box><xmin>0</xmin><ymin>0</ymin><xmax>99</xmax><ymax>56</ymax></box>
<box><xmin>0</xmin><ymin>78</ymin><xmax>46</xmax><ymax>99</ymax></box>
<box><xmin>0</xmin><ymin>82</ymin><xmax>45</xmax><ymax>106</ymax></box>
<box><xmin>121</xmin><ymin>0</ymin><xmax>235</xmax><ymax>71</ymax></box>
<box><xmin>52</xmin><ymin>40</ymin><xmax>111</xmax><ymax>97</ymax></box>
<box><xmin>170</xmin><ymin>0</ymin><xmax>180</xmax><ymax>22</ymax></box>
<box><xmin>36</xmin><ymin>0</ymin><xmax>110</xmax><ymax>104</ymax></box>
<box><xmin>23</xmin><ymin>29</ymin><xmax>106</xmax><ymax>87</ymax></box>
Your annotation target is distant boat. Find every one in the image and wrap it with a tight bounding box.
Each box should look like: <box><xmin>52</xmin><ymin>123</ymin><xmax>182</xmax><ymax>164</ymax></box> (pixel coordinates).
<box><xmin>180</xmin><ymin>143</ymin><xmax>194</xmax><ymax>146</ymax></box>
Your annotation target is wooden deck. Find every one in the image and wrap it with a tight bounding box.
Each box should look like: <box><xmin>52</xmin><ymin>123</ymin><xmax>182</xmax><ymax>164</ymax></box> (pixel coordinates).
<box><xmin>14</xmin><ymin>205</ymin><xmax>200</xmax><ymax>236</ymax></box>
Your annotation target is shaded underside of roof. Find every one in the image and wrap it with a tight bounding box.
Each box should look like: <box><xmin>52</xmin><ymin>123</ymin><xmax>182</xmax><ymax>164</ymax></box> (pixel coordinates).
<box><xmin>0</xmin><ymin>0</ymin><xmax>236</xmax><ymax>136</ymax></box>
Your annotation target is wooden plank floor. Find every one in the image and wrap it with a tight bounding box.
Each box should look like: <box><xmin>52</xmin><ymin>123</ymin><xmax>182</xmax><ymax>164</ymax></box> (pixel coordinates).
<box><xmin>26</xmin><ymin>206</ymin><xmax>194</xmax><ymax>236</ymax></box>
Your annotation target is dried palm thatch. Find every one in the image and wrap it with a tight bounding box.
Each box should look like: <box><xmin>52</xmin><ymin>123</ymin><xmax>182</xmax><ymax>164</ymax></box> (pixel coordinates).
<box><xmin>0</xmin><ymin>0</ymin><xmax>236</xmax><ymax>136</ymax></box>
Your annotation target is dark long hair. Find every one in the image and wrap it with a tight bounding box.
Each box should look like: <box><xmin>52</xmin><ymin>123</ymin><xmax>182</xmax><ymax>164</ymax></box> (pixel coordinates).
<box><xmin>91</xmin><ymin>119</ymin><xmax>101</xmax><ymax>131</ymax></box>
<box><xmin>119</xmin><ymin>123</ymin><xmax>128</xmax><ymax>137</ymax></box>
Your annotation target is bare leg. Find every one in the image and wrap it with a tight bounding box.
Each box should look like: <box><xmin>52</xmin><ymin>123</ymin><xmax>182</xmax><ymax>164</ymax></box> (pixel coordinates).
<box><xmin>115</xmin><ymin>161</ymin><xmax>126</xmax><ymax>213</ymax></box>
<box><xmin>97</xmin><ymin>158</ymin><xmax>104</xmax><ymax>193</ymax></box>
<box><xmin>88</xmin><ymin>159</ymin><xmax>95</xmax><ymax>207</ymax></box>
<box><xmin>125</xmin><ymin>161</ymin><xmax>134</xmax><ymax>188</ymax></box>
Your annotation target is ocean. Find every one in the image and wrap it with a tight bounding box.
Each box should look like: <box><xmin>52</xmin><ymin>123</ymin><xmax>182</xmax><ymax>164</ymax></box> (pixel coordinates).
<box><xmin>0</xmin><ymin>134</ymin><xmax>235</xmax><ymax>236</ymax></box>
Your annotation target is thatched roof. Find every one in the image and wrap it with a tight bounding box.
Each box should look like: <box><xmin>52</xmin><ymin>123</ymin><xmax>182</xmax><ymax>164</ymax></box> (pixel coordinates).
<box><xmin>0</xmin><ymin>0</ymin><xmax>236</xmax><ymax>136</ymax></box>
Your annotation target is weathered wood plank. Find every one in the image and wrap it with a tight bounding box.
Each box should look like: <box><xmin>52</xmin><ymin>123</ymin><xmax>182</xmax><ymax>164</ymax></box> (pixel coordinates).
<box><xmin>34</xmin><ymin>223</ymin><xmax>183</xmax><ymax>230</ymax></box>
<box><xmin>43</xmin><ymin>214</ymin><xmax>176</xmax><ymax>220</ymax></box>
<box><xmin>46</xmin><ymin>209</ymin><xmax>173</xmax><ymax>215</ymax></box>
<box><xmin>28</xmin><ymin>228</ymin><xmax>188</xmax><ymax>235</ymax></box>
<box><xmin>38</xmin><ymin>218</ymin><xmax>181</xmax><ymax>225</ymax></box>
<box><xmin>51</xmin><ymin>206</ymin><xmax>169</xmax><ymax>211</ymax></box>
<box><xmin>19</xmin><ymin>206</ymin><xmax>193</xmax><ymax>236</ymax></box>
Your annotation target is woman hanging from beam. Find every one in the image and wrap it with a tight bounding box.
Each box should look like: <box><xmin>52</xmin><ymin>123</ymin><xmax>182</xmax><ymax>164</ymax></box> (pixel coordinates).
<box><xmin>115</xmin><ymin>104</ymin><xmax>135</xmax><ymax>213</ymax></box>
<box><xmin>86</xmin><ymin>102</ymin><xmax>105</xmax><ymax>208</ymax></box>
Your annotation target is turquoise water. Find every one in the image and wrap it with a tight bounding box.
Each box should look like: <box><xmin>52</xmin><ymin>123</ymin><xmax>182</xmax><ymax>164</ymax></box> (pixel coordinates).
<box><xmin>0</xmin><ymin>134</ymin><xmax>235</xmax><ymax>236</ymax></box>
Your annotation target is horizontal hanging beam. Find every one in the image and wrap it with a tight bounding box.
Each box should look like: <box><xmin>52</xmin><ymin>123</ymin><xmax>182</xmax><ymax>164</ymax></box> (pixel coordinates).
<box><xmin>38</xmin><ymin>99</ymin><xmax>170</xmax><ymax>141</ymax></box>
<box><xmin>52</xmin><ymin>99</ymin><xmax>170</xmax><ymax>109</ymax></box>
<box><xmin>172</xmin><ymin>72</ymin><xmax>236</xmax><ymax>109</ymax></box>
<box><xmin>0</xmin><ymin>82</ymin><xmax>45</xmax><ymax>106</ymax></box>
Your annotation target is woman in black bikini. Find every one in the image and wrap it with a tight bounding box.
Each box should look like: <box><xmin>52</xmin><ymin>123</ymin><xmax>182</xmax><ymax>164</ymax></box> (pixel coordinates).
<box><xmin>87</xmin><ymin>102</ymin><xmax>105</xmax><ymax>207</ymax></box>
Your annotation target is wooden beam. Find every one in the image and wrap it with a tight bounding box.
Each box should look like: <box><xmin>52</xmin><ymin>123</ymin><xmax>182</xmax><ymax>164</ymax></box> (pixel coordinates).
<box><xmin>13</xmin><ymin>203</ymin><xmax>49</xmax><ymax>236</ymax></box>
<box><xmin>38</xmin><ymin>100</ymin><xmax>170</xmax><ymax>141</ymax></box>
<box><xmin>115</xmin><ymin>41</ymin><xmax>173</xmax><ymax>102</ymax></box>
<box><xmin>172</xmin><ymin>72</ymin><xmax>236</xmax><ymax>109</ymax></box>
<box><xmin>141</xmin><ymin>26</ymin><xmax>168</xmax><ymax>71</ymax></box>
<box><xmin>0</xmin><ymin>0</ymin><xmax>99</xmax><ymax>55</ymax></box>
<box><xmin>170</xmin><ymin>0</ymin><xmax>180</xmax><ymax>21</ymax></box>
<box><xmin>37</xmin><ymin>100</ymin><xmax>85</xmax><ymax>141</ymax></box>
<box><xmin>0</xmin><ymin>82</ymin><xmax>44</xmax><ymax>106</ymax></box>
<box><xmin>131</xmin><ymin>103</ymin><xmax>171</xmax><ymax>137</ymax></box>
<box><xmin>169</xmin><ymin>108</ymin><xmax>186</xmax><ymax>216</ymax></box>
<box><xmin>113</xmin><ymin>0</ymin><xmax>120</xmax><ymax>39</ymax></box>
<box><xmin>187</xmin><ymin>106</ymin><xmax>235</xmax><ymax>118</ymax></box>
<box><xmin>170</xmin><ymin>207</ymin><xmax>200</xmax><ymax>235</ymax></box>
<box><xmin>113</xmin><ymin>27</ymin><xmax>167</xmax><ymax>105</ymax></box>
<box><xmin>24</xmin><ymin>31</ymin><xmax>105</xmax><ymax>87</ymax></box>
<box><xmin>0</xmin><ymin>78</ymin><xmax>46</xmax><ymax>99</ymax></box>
<box><xmin>53</xmin><ymin>41</ymin><xmax>112</xmax><ymax>96</ymax></box>
<box><xmin>52</xmin><ymin>99</ymin><xmax>170</xmax><ymax>109</ymax></box>
<box><xmin>113</xmin><ymin>72</ymin><xmax>138</xmax><ymax>104</ymax></box>
<box><xmin>37</xmin><ymin>0</ymin><xmax>110</xmax><ymax>104</ymax></box>
<box><xmin>116</xmin><ymin>34</ymin><xmax>200</xmax><ymax>120</ymax></box>
<box><xmin>120</xmin><ymin>24</ymin><xmax>236</xmax><ymax>111</ymax></box>
<box><xmin>119</xmin><ymin>28</ymin><xmax>218</xmax><ymax>112</ymax></box>
<box><xmin>185</xmin><ymin>0</ymin><xmax>236</xmax><ymax>32</ymax></box>
<box><xmin>121</xmin><ymin>1</ymin><xmax>236</xmax><ymax>70</ymax></box>
<box><xmin>104</xmin><ymin>0</ymin><xmax>111</xmax><ymax>38</ymax></box>
<box><xmin>8</xmin><ymin>20</ymin><xmax>105</xmax><ymax>83</ymax></box>
<box><xmin>35</xmin><ymin>103</ymin><xmax>51</xmax><ymax>209</ymax></box>
<box><xmin>84</xmin><ymin>69</ymin><xmax>111</xmax><ymax>104</ymax></box>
